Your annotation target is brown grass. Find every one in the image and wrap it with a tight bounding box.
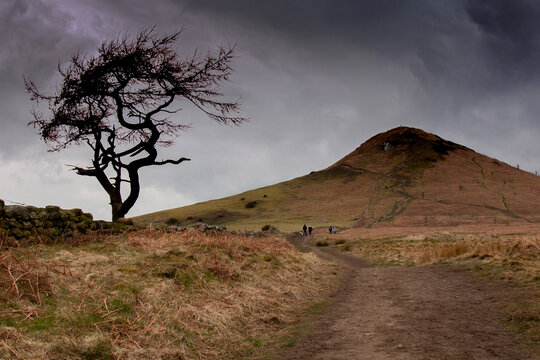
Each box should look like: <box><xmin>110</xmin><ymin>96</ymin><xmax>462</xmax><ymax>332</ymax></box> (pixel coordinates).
<box><xmin>329</xmin><ymin>229</ymin><xmax>540</xmax><ymax>285</ymax></box>
<box><xmin>326</xmin><ymin>227</ymin><xmax>540</xmax><ymax>346</ymax></box>
<box><xmin>0</xmin><ymin>229</ymin><xmax>338</xmax><ymax>359</ymax></box>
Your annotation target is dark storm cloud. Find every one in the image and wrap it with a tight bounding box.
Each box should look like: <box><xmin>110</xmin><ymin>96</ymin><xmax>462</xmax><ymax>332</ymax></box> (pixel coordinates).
<box><xmin>181</xmin><ymin>0</ymin><xmax>540</xmax><ymax>92</ymax></box>
<box><xmin>467</xmin><ymin>0</ymin><xmax>540</xmax><ymax>56</ymax></box>
<box><xmin>0</xmin><ymin>0</ymin><xmax>98</xmax><ymax>152</ymax></box>
<box><xmin>465</xmin><ymin>0</ymin><xmax>540</xmax><ymax>86</ymax></box>
<box><xmin>1</xmin><ymin>0</ymin><xmax>540</xmax><ymax>219</ymax></box>
<box><xmin>180</xmin><ymin>0</ymin><xmax>454</xmax><ymax>69</ymax></box>
<box><xmin>175</xmin><ymin>0</ymin><xmax>540</xmax><ymax>174</ymax></box>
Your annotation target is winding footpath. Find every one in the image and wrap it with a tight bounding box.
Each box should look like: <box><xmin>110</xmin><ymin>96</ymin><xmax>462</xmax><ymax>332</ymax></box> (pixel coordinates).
<box><xmin>284</xmin><ymin>236</ymin><xmax>538</xmax><ymax>360</ymax></box>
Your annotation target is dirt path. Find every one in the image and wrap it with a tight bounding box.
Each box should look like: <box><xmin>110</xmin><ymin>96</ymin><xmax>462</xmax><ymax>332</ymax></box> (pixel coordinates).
<box><xmin>283</xmin><ymin>236</ymin><xmax>538</xmax><ymax>360</ymax></box>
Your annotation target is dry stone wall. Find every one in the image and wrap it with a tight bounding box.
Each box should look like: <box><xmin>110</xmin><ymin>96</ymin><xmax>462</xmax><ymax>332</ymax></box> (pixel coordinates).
<box><xmin>0</xmin><ymin>199</ymin><xmax>118</xmax><ymax>242</ymax></box>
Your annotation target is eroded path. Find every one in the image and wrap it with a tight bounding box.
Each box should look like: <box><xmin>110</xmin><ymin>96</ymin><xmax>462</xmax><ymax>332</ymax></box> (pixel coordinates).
<box><xmin>284</xmin><ymin>236</ymin><xmax>538</xmax><ymax>360</ymax></box>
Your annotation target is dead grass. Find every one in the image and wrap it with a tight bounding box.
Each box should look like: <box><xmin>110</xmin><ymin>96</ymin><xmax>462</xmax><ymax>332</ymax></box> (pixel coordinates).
<box><xmin>0</xmin><ymin>228</ymin><xmax>338</xmax><ymax>359</ymax></box>
<box><xmin>336</xmin><ymin>232</ymin><xmax>540</xmax><ymax>281</ymax></box>
<box><xmin>329</xmin><ymin>230</ymin><xmax>540</xmax><ymax>347</ymax></box>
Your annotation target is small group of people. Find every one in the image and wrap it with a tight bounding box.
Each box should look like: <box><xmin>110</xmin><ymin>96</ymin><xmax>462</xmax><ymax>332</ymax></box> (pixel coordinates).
<box><xmin>301</xmin><ymin>224</ymin><xmax>337</xmax><ymax>236</ymax></box>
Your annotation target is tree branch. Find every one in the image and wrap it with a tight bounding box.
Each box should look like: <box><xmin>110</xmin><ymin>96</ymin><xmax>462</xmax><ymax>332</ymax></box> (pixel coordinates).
<box><xmin>66</xmin><ymin>164</ymin><xmax>102</xmax><ymax>176</ymax></box>
<box><xmin>153</xmin><ymin>157</ymin><xmax>191</xmax><ymax>166</ymax></box>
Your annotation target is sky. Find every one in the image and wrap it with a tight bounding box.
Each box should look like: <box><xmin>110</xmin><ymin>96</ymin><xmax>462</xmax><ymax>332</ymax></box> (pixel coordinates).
<box><xmin>1</xmin><ymin>0</ymin><xmax>540</xmax><ymax>220</ymax></box>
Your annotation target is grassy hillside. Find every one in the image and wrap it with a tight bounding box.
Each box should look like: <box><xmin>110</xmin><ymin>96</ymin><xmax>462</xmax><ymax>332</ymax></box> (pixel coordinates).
<box><xmin>132</xmin><ymin>167</ymin><xmax>379</xmax><ymax>232</ymax></box>
<box><xmin>133</xmin><ymin>127</ymin><xmax>540</xmax><ymax>231</ymax></box>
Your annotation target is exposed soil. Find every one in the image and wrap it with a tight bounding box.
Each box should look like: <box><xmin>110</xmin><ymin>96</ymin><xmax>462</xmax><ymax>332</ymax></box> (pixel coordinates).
<box><xmin>283</xmin><ymin>235</ymin><xmax>539</xmax><ymax>360</ymax></box>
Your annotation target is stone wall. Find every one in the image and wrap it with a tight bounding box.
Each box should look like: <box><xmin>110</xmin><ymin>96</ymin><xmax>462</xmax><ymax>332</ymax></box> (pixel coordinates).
<box><xmin>0</xmin><ymin>199</ymin><xmax>116</xmax><ymax>242</ymax></box>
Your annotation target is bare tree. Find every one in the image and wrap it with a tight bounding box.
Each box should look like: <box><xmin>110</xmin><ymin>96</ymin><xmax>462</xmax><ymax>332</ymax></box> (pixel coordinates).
<box><xmin>26</xmin><ymin>28</ymin><xmax>246</xmax><ymax>221</ymax></box>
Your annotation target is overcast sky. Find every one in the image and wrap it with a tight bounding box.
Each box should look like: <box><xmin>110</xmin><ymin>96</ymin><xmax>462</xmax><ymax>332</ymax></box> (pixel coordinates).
<box><xmin>1</xmin><ymin>0</ymin><xmax>539</xmax><ymax>220</ymax></box>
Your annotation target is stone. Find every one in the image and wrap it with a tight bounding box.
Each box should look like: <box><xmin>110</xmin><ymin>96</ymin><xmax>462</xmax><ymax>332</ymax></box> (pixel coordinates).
<box><xmin>94</xmin><ymin>220</ymin><xmax>110</xmax><ymax>229</ymax></box>
<box><xmin>10</xmin><ymin>227</ymin><xmax>25</xmax><ymax>239</ymax></box>
<box><xmin>116</xmin><ymin>217</ymin><xmax>134</xmax><ymax>225</ymax></box>
<box><xmin>6</xmin><ymin>218</ymin><xmax>19</xmax><ymax>228</ymax></box>
<box><xmin>26</xmin><ymin>206</ymin><xmax>39</xmax><ymax>214</ymax></box>
<box><xmin>45</xmin><ymin>205</ymin><xmax>61</xmax><ymax>213</ymax></box>
<box><xmin>45</xmin><ymin>212</ymin><xmax>62</xmax><ymax>221</ymax></box>
<box><xmin>59</xmin><ymin>211</ymin><xmax>70</xmax><ymax>221</ymax></box>
<box><xmin>38</xmin><ymin>211</ymin><xmax>48</xmax><ymax>221</ymax></box>
<box><xmin>167</xmin><ymin>225</ymin><xmax>185</xmax><ymax>232</ymax></box>
<box><xmin>82</xmin><ymin>212</ymin><xmax>94</xmax><ymax>220</ymax></box>
<box><xmin>76</xmin><ymin>220</ymin><xmax>91</xmax><ymax>233</ymax></box>
<box><xmin>48</xmin><ymin>227</ymin><xmax>61</xmax><ymax>237</ymax></box>
<box><xmin>69</xmin><ymin>208</ymin><xmax>83</xmax><ymax>217</ymax></box>
<box><xmin>5</xmin><ymin>206</ymin><xmax>30</xmax><ymax>220</ymax></box>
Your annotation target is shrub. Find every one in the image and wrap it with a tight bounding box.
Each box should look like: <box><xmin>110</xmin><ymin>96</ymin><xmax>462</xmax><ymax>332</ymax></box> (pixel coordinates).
<box><xmin>245</xmin><ymin>201</ymin><xmax>257</xmax><ymax>209</ymax></box>
<box><xmin>316</xmin><ymin>240</ymin><xmax>329</xmax><ymax>247</ymax></box>
<box><xmin>165</xmin><ymin>218</ymin><xmax>179</xmax><ymax>226</ymax></box>
<box><xmin>261</xmin><ymin>225</ymin><xmax>277</xmax><ymax>233</ymax></box>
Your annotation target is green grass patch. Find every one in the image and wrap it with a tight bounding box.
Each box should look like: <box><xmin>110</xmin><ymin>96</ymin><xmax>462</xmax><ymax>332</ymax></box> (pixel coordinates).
<box><xmin>244</xmin><ymin>337</ymin><xmax>262</xmax><ymax>347</ymax></box>
<box><xmin>25</xmin><ymin>315</ymin><xmax>57</xmax><ymax>332</ymax></box>
<box><xmin>108</xmin><ymin>298</ymin><xmax>133</xmax><ymax>316</ymax></box>
<box><xmin>504</xmin><ymin>304</ymin><xmax>540</xmax><ymax>346</ymax></box>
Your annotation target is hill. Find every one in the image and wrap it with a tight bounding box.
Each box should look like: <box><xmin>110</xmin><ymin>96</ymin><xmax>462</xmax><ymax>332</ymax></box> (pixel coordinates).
<box><xmin>132</xmin><ymin>127</ymin><xmax>540</xmax><ymax>231</ymax></box>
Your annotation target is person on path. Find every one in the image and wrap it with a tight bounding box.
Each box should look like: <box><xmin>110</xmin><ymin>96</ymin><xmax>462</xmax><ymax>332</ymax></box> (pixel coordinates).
<box><xmin>303</xmin><ymin>224</ymin><xmax>307</xmax><ymax>236</ymax></box>
<box><xmin>329</xmin><ymin>225</ymin><xmax>333</xmax><ymax>234</ymax></box>
<box><xmin>308</xmin><ymin>226</ymin><xmax>313</xmax><ymax>236</ymax></box>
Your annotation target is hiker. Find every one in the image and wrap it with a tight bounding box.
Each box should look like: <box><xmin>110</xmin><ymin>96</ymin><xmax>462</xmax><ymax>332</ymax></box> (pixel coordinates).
<box><xmin>303</xmin><ymin>224</ymin><xmax>307</xmax><ymax>236</ymax></box>
<box><xmin>308</xmin><ymin>226</ymin><xmax>313</xmax><ymax>236</ymax></box>
<box><xmin>333</xmin><ymin>227</ymin><xmax>337</xmax><ymax>234</ymax></box>
<box><xmin>329</xmin><ymin>225</ymin><xmax>332</xmax><ymax>234</ymax></box>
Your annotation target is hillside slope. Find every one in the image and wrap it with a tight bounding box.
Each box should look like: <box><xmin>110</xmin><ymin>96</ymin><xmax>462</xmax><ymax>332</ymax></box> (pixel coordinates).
<box><xmin>133</xmin><ymin>127</ymin><xmax>540</xmax><ymax>231</ymax></box>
